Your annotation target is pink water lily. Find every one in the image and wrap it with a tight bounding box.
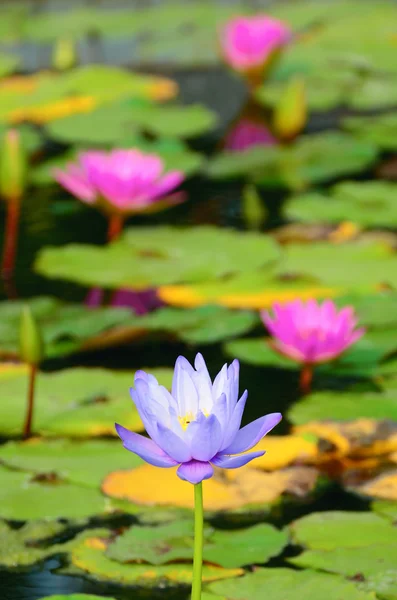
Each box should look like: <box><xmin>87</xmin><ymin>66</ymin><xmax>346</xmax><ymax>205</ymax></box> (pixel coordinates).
<box><xmin>224</xmin><ymin>118</ymin><xmax>277</xmax><ymax>151</ymax></box>
<box><xmin>53</xmin><ymin>149</ymin><xmax>185</xmax><ymax>217</ymax></box>
<box><xmin>220</xmin><ymin>16</ymin><xmax>291</xmax><ymax>84</ymax></box>
<box><xmin>116</xmin><ymin>353</ymin><xmax>281</xmax><ymax>484</ymax></box>
<box><xmin>262</xmin><ymin>299</ymin><xmax>365</xmax><ymax>393</ymax></box>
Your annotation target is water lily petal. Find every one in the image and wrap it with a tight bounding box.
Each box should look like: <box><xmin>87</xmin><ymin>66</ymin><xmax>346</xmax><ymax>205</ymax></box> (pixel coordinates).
<box><xmin>115</xmin><ymin>423</ymin><xmax>178</xmax><ymax>467</ymax></box>
<box><xmin>190</xmin><ymin>413</ymin><xmax>222</xmax><ymax>461</ymax></box>
<box><xmin>177</xmin><ymin>460</ymin><xmax>214</xmax><ymax>484</ymax></box>
<box><xmin>156</xmin><ymin>423</ymin><xmax>192</xmax><ymax>463</ymax></box>
<box><xmin>212</xmin><ymin>450</ymin><xmax>265</xmax><ymax>469</ymax></box>
<box><xmin>223</xmin><ymin>412</ymin><xmax>282</xmax><ymax>454</ymax></box>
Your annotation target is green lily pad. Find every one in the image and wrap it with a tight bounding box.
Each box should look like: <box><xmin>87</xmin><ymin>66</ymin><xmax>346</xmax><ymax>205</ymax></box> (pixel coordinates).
<box><xmin>208</xmin><ymin>567</ymin><xmax>377</xmax><ymax>599</ymax></box>
<box><xmin>139</xmin><ymin>305</ymin><xmax>259</xmax><ymax>345</ymax></box>
<box><xmin>69</xmin><ymin>535</ymin><xmax>242</xmax><ymax>586</ymax></box>
<box><xmin>224</xmin><ymin>337</ymin><xmax>384</xmax><ymax>378</ymax></box>
<box><xmin>0</xmin><ymin>467</ymin><xmax>106</xmax><ymax>520</ymax></box>
<box><xmin>0</xmin><ymin>520</ymin><xmax>110</xmax><ymax>567</ymax></box>
<box><xmin>0</xmin><ymin>366</ymin><xmax>172</xmax><ymax>437</ymax></box>
<box><xmin>278</xmin><ymin>241</ymin><xmax>397</xmax><ymax>290</ymax></box>
<box><xmin>0</xmin><ymin>439</ymin><xmax>142</xmax><ymax>488</ymax></box>
<box><xmin>372</xmin><ymin>500</ymin><xmax>397</xmax><ymax>522</ymax></box>
<box><xmin>290</xmin><ymin>511</ymin><xmax>395</xmax><ymax>550</ymax></box>
<box><xmin>337</xmin><ymin>293</ymin><xmax>397</xmax><ymax>329</ymax></box>
<box><xmin>289</xmin><ymin>543</ymin><xmax>397</xmax><ymax>577</ymax></box>
<box><xmin>288</xmin><ymin>390</ymin><xmax>397</xmax><ymax>425</ymax></box>
<box><xmin>0</xmin><ymin>52</ymin><xmax>19</xmax><ymax>77</ymax></box>
<box><xmin>202</xmin><ymin>524</ymin><xmax>288</xmax><ymax>569</ymax></box>
<box><xmin>344</xmin><ymin>113</ymin><xmax>397</xmax><ymax>151</ymax></box>
<box><xmin>35</xmin><ymin>226</ymin><xmax>279</xmax><ymax>290</ymax></box>
<box><xmin>256</xmin><ymin>133</ymin><xmax>378</xmax><ymax>191</ymax></box>
<box><xmin>46</xmin><ymin>101</ymin><xmax>216</xmax><ymax>144</ymax></box>
<box><xmin>0</xmin><ymin>296</ymin><xmax>141</xmax><ymax>360</ymax></box>
<box><xmin>209</xmin><ymin>133</ymin><xmax>378</xmax><ymax>190</ymax></box>
<box><xmin>285</xmin><ymin>181</ymin><xmax>397</xmax><ymax>228</ymax></box>
<box><xmin>106</xmin><ymin>521</ymin><xmax>287</xmax><ymax>568</ymax></box>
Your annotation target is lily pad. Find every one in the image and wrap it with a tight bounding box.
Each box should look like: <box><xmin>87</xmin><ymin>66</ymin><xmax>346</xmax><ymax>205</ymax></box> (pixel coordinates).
<box><xmin>285</xmin><ymin>181</ymin><xmax>397</xmax><ymax>228</ymax></box>
<box><xmin>289</xmin><ymin>543</ymin><xmax>397</xmax><ymax>578</ymax></box>
<box><xmin>35</xmin><ymin>226</ymin><xmax>279</xmax><ymax>290</ymax></box>
<box><xmin>372</xmin><ymin>500</ymin><xmax>397</xmax><ymax>522</ymax></box>
<box><xmin>290</xmin><ymin>511</ymin><xmax>395</xmax><ymax>550</ymax></box>
<box><xmin>70</xmin><ymin>536</ymin><xmax>243</xmax><ymax>586</ymax></box>
<box><xmin>344</xmin><ymin>113</ymin><xmax>397</xmax><ymax>151</ymax></box>
<box><xmin>288</xmin><ymin>390</ymin><xmax>397</xmax><ymax>425</ymax></box>
<box><xmin>0</xmin><ymin>52</ymin><xmax>19</xmax><ymax>78</ymax></box>
<box><xmin>0</xmin><ymin>467</ymin><xmax>106</xmax><ymax>520</ymax></box>
<box><xmin>0</xmin><ymin>520</ymin><xmax>110</xmax><ymax>567</ymax></box>
<box><xmin>0</xmin><ymin>439</ymin><xmax>142</xmax><ymax>488</ymax></box>
<box><xmin>208</xmin><ymin>567</ymin><xmax>377</xmax><ymax>599</ymax></box>
<box><xmin>46</xmin><ymin>102</ymin><xmax>216</xmax><ymax>144</ymax></box>
<box><xmin>0</xmin><ymin>296</ymin><xmax>140</xmax><ymax>360</ymax></box>
<box><xmin>106</xmin><ymin>521</ymin><xmax>287</xmax><ymax>568</ymax></box>
<box><xmin>208</xmin><ymin>133</ymin><xmax>378</xmax><ymax>190</ymax></box>
<box><xmin>102</xmin><ymin>463</ymin><xmax>319</xmax><ymax>511</ymax></box>
<box><xmin>224</xmin><ymin>337</ymin><xmax>384</xmax><ymax>378</ymax></box>
<box><xmin>0</xmin><ymin>366</ymin><xmax>172</xmax><ymax>437</ymax></box>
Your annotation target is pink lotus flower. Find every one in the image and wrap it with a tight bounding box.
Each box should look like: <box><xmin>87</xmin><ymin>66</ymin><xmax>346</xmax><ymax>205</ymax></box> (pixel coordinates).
<box><xmin>220</xmin><ymin>16</ymin><xmax>291</xmax><ymax>81</ymax></box>
<box><xmin>261</xmin><ymin>299</ymin><xmax>365</xmax><ymax>393</ymax></box>
<box><xmin>224</xmin><ymin>118</ymin><xmax>277</xmax><ymax>152</ymax></box>
<box><xmin>53</xmin><ymin>149</ymin><xmax>185</xmax><ymax>217</ymax></box>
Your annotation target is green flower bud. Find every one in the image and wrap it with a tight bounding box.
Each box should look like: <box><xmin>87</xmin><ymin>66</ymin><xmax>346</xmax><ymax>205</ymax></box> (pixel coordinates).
<box><xmin>19</xmin><ymin>306</ymin><xmax>44</xmax><ymax>366</ymax></box>
<box><xmin>0</xmin><ymin>129</ymin><xmax>27</xmax><ymax>203</ymax></box>
<box><xmin>273</xmin><ymin>77</ymin><xmax>307</xmax><ymax>142</ymax></box>
<box><xmin>52</xmin><ymin>37</ymin><xmax>77</xmax><ymax>71</ymax></box>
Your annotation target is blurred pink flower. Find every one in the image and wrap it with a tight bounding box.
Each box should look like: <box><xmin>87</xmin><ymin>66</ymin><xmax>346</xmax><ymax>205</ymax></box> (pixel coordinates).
<box><xmin>261</xmin><ymin>299</ymin><xmax>365</xmax><ymax>365</ymax></box>
<box><xmin>224</xmin><ymin>118</ymin><xmax>277</xmax><ymax>151</ymax></box>
<box><xmin>53</xmin><ymin>149</ymin><xmax>185</xmax><ymax>216</ymax></box>
<box><xmin>220</xmin><ymin>16</ymin><xmax>291</xmax><ymax>77</ymax></box>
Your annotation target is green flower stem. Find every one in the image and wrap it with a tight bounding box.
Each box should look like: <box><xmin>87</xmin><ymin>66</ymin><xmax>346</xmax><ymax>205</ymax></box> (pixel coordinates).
<box><xmin>23</xmin><ymin>364</ymin><xmax>37</xmax><ymax>439</ymax></box>
<box><xmin>191</xmin><ymin>481</ymin><xmax>203</xmax><ymax>600</ymax></box>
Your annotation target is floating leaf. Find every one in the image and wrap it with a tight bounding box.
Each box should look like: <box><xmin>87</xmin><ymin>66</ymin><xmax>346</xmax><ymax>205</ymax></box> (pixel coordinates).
<box><xmin>0</xmin><ymin>439</ymin><xmax>142</xmax><ymax>488</ymax></box>
<box><xmin>290</xmin><ymin>511</ymin><xmax>395</xmax><ymax>550</ymax></box>
<box><xmin>35</xmin><ymin>226</ymin><xmax>279</xmax><ymax>290</ymax></box>
<box><xmin>102</xmin><ymin>464</ymin><xmax>319</xmax><ymax>511</ymax></box>
<box><xmin>0</xmin><ymin>367</ymin><xmax>172</xmax><ymax>437</ymax></box>
<box><xmin>290</xmin><ymin>543</ymin><xmax>397</xmax><ymax>578</ymax></box>
<box><xmin>202</xmin><ymin>524</ymin><xmax>288</xmax><ymax>569</ymax></box>
<box><xmin>0</xmin><ymin>467</ymin><xmax>106</xmax><ymax>520</ymax></box>
<box><xmin>0</xmin><ymin>520</ymin><xmax>109</xmax><ymax>567</ymax></box>
<box><xmin>372</xmin><ymin>500</ymin><xmax>397</xmax><ymax>522</ymax></box>
<box><xmin>224</xmin><ymin>337</ymin><xmax>384</xmax><ymax>378</ymax></box>
<box><xmin>344</xmin><ymin>113</ymin><xmax>397</xmax><ymax>151</ymax></box>
<box><xmin>106</xmin><ymin>521</ymin><xmax>287</xmax><ymax>569</ymax></box>
<box><xmin>285</xmin><ymin>181</ymin><xmax>397</xmax><ymax>228</ymax></box>
<box><xmin>208</xmin><ymin>133</ymin><xmax>378</xmax><ymax>190</ymax></box>
<box><xmin>209</xmin><ymin>567</ymin><xmax>377</xmax><ymax>599</ymax></box>
<box><xmin>0</xmin><ymin>296</ymin><xmax>142</xmax><ymax>360</ymax></box>
<box><xmin>70</xmin><ymin>536</ymin><xmax>242</xmax><ymax>586</ymax></box>
<box><xmin>46</xmin><ymin>101</ymin><xmax>216</xmax><ymax>143</ymax></box>
<box><xmin>354</xmin><ymin>469</ymin><xmax>397</xmax><ymax>501</ymax></box>
<box><xmin>288</xmin><ymin>390</ymin><xmax>397</xmax><ymax>424</ymax></box>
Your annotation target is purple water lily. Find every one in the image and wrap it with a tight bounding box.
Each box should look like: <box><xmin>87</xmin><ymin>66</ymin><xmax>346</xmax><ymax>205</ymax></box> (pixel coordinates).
<box><xmin>116</xmin><ymin>353</ymin><xmax>281</xmax><ymax>484</ymax></box>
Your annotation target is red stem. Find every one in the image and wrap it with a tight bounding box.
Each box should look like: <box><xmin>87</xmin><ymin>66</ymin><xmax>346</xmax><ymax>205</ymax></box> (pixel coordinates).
<box><xmin>2</xmin><ymin>198</ymin><xmax>20</xmax><ymax>284</ymax></box>
<box><xmin>299</xmin><ymin>363</ymin><xmax>313</xmax><ymax>395</ymax></box>
<box><xmin>107</xmin><ymin>214</ymin><xmax>124</xmax><ymax>243</ymax></box>
<box><xmin>23</xmin><ymin>364</ymin><xmax>37</xmax><ymax>439</ymax></box>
